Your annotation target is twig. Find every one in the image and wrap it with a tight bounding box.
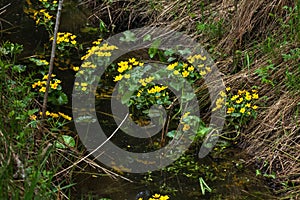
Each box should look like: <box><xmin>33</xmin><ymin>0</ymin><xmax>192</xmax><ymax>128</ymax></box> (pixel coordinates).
<box><xmin>54</xmin><ymin>113</ymin><xmax>129</xmax><ymax>177</ymax></box>
<box><xmin>42</xmin><ymin>0</ymin><xmax>64</xmax><ymax>119</ymax></box>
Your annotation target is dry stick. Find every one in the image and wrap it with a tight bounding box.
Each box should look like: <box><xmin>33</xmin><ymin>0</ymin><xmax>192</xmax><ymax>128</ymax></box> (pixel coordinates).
<box><xmin>42</xmin><ymin>0</ymin><xmax>64</xmax><ymax>119</ymax></box>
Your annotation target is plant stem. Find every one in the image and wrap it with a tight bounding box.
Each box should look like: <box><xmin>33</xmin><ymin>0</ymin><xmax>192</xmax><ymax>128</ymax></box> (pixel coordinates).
<box><xmin>42</xmin><ymin>0</ymin><xmax>64</xmax><ymax>119</ymax></box>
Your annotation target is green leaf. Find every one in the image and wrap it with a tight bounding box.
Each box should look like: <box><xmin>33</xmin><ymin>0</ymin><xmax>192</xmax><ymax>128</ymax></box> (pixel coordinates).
<box><xmin>29</xmin><ymin>58</ymin><xmax>48</xmax><ymax>66</ymax></box>
<box><xmin>12</xmin><ymin>65</ymin><xmax>26</xmax><ymax>73</ymax></box>
<box><xmin>28</xmin><ymin>109</ymin><xmax>39</xmax><ymax>116</ymax></box>
<box><xmin>120</xmin><ymin>31</ymin><xmax>136</xmax><ymax>42</ymax></box>
<box><xmin>55</xmin><ymin>135</ymin><xmax>75</xmax><ymax>149</ymax></box>
<box><xmin>196</xmin><ymin>127</ymin><xmax>211</xmax><ymax>138</ymax></box>
<box><xmin>182</xmin><ymin>92</ymin><xmax>195</xmax><ymax>101</ymax></box>
<box><xmin>256</xmin><ymin>169</ymin><xmax>262</xmax><ymax>176</ymax></box>
<box><xmin>56</xmin><ymin>92</ymin><xmax>68</xmax><ymax>105</ymax></box>
<box><xmin>121</xmin><ymin>92</ymin><xmax>133</xmax><ymax>104</ymax></box>
<box><xmin>166</xmin><ymin>130</ymin><xmax>180</xmax><ymax>139</ymax></box>
<box><xmin>164</xmin><ymin>49</ymin><xmax>175</xmax><ymax>57</ymax></box>
<box><xmin>199</xmin><ymin>177</ymin><xmax>212</xmax><ymax>195</ymax></box>
<box><xmin>99</xmin><ymin>19</ymin><xmax>108</xmax><ymax>33</ymax></box>
<box><xmin>169</xmin><ymin>81</ymin><xmax>182</xmax><ymax>91</ymax></box>
<box><xmin>148</xmin><ymin>39</ymin><xmax>161</xmax><ymax>58</ymax></box>
<box><xmin>178</xmin><ymin>48</ymin><xmax>192</xmax><ymax>56</ymax></box>
<box><xmin>143</xmin><ymin>34</ymin><xmax>151</xmax><ymax>41</ymax></box>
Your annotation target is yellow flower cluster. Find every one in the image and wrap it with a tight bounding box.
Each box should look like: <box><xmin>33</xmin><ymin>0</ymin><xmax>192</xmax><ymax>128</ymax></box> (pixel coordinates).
<box><xmin>147</xmin><ymin>85</ymin><xmax>168</xmax><ymax>94</ymax></box>
<box><xmin>198</xmin><ymin>64</ymin><xmax>211</xmax><ymax>76</ymax></box>
<box><xmin>58</xmin><ymin>112</ymin><xmax>72</xmax><ymax>121</ymax></box>
<box><xmin>138</xmin><ymin>193</ymin><xmax>169</xmax><ymax>200</ymax></box>
<box><xmin>34</xmin><ymin>9</ymin><xmax>52</xmax><ymax>24</ymax></box>
<box><xmin>187</xmin><ymin>54</ymin><xmax>207</xmax><ymax>63</ymax></box>
<box><xmin>113</xmin><ymin>58</ymin><xmax>144</xmax><ymax>82</ymax></box>
<box><xmin>166</xmin><ymin>62</ymin><xmax>194</xmax><ymax>78</ymax></box>
<box><xmin>180</xmin><ymin>112</ymin><xmax>191</xmax><ymax>131</ymax></box>
<box><xmin>225</xmin><ymin>87</ymin><xmax>259</xmax><ymax>115</ymax></box>
<box><xmin>32</xmin><ymin>74</ymin><xmax>62</xmax><ymax>92</ymax></box>
<box><xmin>212</xmin><ymin>90</ymin><xmax>226</xmax><ymax>111</ymax></box>
<box><xmin>186</xmin><ymin>54</ymin><xmax>211</xmax><ymax>76</ymax></box>
<box><xmin>74</xmin><ymin>82</ymin><xmax>88</xmax><ymax>92</ymax></box>
<box><xmin>39</xmin><ymin>59</ymin><xmax>49</xmax><ymax>65</ymax></box>
<box><xmin>81</xmin><ymin>40</ymin><xmax>118</xmax><ymax>60</ymax></box>
<box><xmin>24</xmin><ymin>0</ymin><xmax>57</xmax><ymax>26</ymax></box>
<box><xmin>81</xmin><ymin>61</ymin><xmax>97</xmax><ymax>69</ymax></box>
<box><xmin>38</xmin><ymin>0</ymin><xmax>57</xmax><ymax>3</ymax></box>
<box><xmin>31</xmin><ymin>111</ymin><xmax>72</xmax><ymax>121</ymax></box>
<box><xmin>138</xmin><ymin>76</ymin><xmax>155</xmax><ymax>86</ymax></box>
<box><xmin>50</xmin><ymin>32</ymin><xmax>77</xmax><ymax>45</ymax></box>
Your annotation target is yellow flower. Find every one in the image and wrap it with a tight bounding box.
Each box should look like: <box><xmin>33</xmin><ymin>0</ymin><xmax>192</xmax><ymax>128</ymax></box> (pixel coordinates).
<box><xmin>220</xmin><ymin>91</ymin><xmax>226</xmax><ymax>97</ymax></box>
<box><xmin>58</xmin><ymin>112</ymin><xmax>72</xmax><ymax>121</ymax></box>
<box><xmin>114</xmin><ymin>74</ymin><xmax>123</xmax><ymax>82</ymax></box>
<box><xmin>252</xmin><ymin>105</ymin><xmax>258</xmax><ymax>109</ymax></box>
<box><xmin>245</xmin><ymin>103</ymin><xmax>251</xmax><ymax>108</ymax></box>
<box><xmin>182</xmin><ymin>71</ymin><xmax>189</xmax><ymax>77</ymax></box>
<box><xmin>167</xmin><ymin>62</ymin><xmax>178</xmax><ymax>70</ymax></box>
<box><xmin>152</xmin><ymin>194</ymin><xmax>160</xmax><ymax>198</ymax></box>
<box><xmin>50</xmin><ymin>82</ymin><xmax>58</xmax><ymax>89</ymax></box>
<box><xmin>198</xmin><ymin>64</ymin><xmax>204</xmax><ymax>68</ymax></box>
<box><xmin>43</xmin><ymin>74</ymin><xmax>56</xmax><ymax>80</ymax></box>
<box><xmin>240</xmin><ymin>107</ymin><xmax>246</xmax><ymax>114</ymax></box>
<box><xmin>160</xmin><ymin>195</ymin><xmax>170</xmax><ymax>200</ymax></box>
<box><xmin>226</xmin><ymin>87</ymin><xmax>231</xmax><ymax>91</ymax></box>
<box><xmin>81</xmin><ymin>82</ymin><xmax>88</xmax><ymax>87</ymax></box>
<box><xmin>50</xmin><ymin>112</ymin><xmax>59</xmax><ymax>118</ymax></box>
<box><xmin>92</xmin><ymin>39</ymin><xmax>102</xmax><ymax>45</ymax></box>
<box><xmin>39</xmin><ymin>87</ymin><xmax>46</xmax><ymax>92</ymax></box>
<box><xmin>205</xmin><ymin>66</ymin><xmax>211</xmax><ymax>72</ymax></box>
<box><xmin>73</xmin><ymin>66</ymin><xmax>80</xmax><ymax>71</ymax></box>
<box><xmin>147</xmin><ymin>86</ymin><xmax>168</xmax><ymax>94</ymax></box>
<box><xmin>200</xmin><ymin>70</ymin><xmax>206</xmax><ymax>76</ymax></box>
<box><xmin>44</xmin><ymin>12</ymin><xmax>52</xmax><ymax>20</ymax></box>
<box><xmin>129</xmin><ymin>58</ymin><xmax>136</xmax><ymax>63</ymax></box>
<box><xmin>231</xmin><ymin>95</ymin><xmax>239</xmax><ymax>101</ymax></box>
<box><xmin>182</xmin><ymin>112</ymin><xmax>190</xmax><ymax>119</ymax></box>
<box><xmin>187</xmin><ymin>66</ymin><xmax>194</xmax><ymax>71</ymax></box>
<box><xmin>252</xmin><ymin>93</ymin><xmax>259</xmax><ymax>99</ymax></box>
<box><xmin>124</xmin><ymin>74</ymin><xmax>131</xmax><ymax>79</ymax></box>
<box><xmin>81</xmin><ymin>87</ymin><xmax>87</xmax><ymax>91</ymax></box>
<box><xmin>71</xmin><ymin>40</ymin><xmax>77</xmax><ymax>45</ymax></box>
<box><xmin>238</xmin><ymin>90</ymin><xmax>246</xmax><ymax>95</ymax></box>
<box><xmin>245</xmin><ymin>94</ymin><xmax>252</xmax><ymax>101</ymax></box>
<box><xmin>30</xmin><ymin>115</ymin><xmax>37</xmax><ymax>121</ymax></box>
<box><xmin>32</xmin><ymin>82</ymin><xmax>38</xmax><ymax>88</ymax></box>
<box><xmin>183</xmin><ymin>124</ymin><xmax>190</xmax><ymax>131</ymax></box>
<box><xmin>236</xmin><ymin>97</ymin><xmax>243</xmax><ymax>104</ymax></box>
<box><xmin>216</xmin><ymin>97</ymin><xmax>224</xmax><ymax>106</ymax></box>
<box><xmin>118</xmin><ymin>61</ymin><xmax>128</xmax><ymax>67</ymax></box>
<box><xmin>227</xmin><ymin>107</ymin><xmax>235</xmax><ymax>114</ymax></box>
<box><xmin>173</xmin><ymin>70</ymin><xmax>179</xmax><ymax>75</ymax></box>
<box><xmin>53</xmin><ymin>0</ymin><xmax>57</xmax><ymax>3</ymax></box>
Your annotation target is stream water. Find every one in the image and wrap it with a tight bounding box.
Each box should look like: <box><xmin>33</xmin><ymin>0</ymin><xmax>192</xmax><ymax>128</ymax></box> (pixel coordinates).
<box><xmin>1</xmin><ymin>1</ymin><xmax>277</xmax><ymax>199</ymax></box>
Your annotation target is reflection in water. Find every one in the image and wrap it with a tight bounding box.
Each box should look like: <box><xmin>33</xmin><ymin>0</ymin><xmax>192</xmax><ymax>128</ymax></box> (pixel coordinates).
<box><xmin>72</xmin><ymin>96</ymin><xmax>275</xmax><ymax>200</ymax></box>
